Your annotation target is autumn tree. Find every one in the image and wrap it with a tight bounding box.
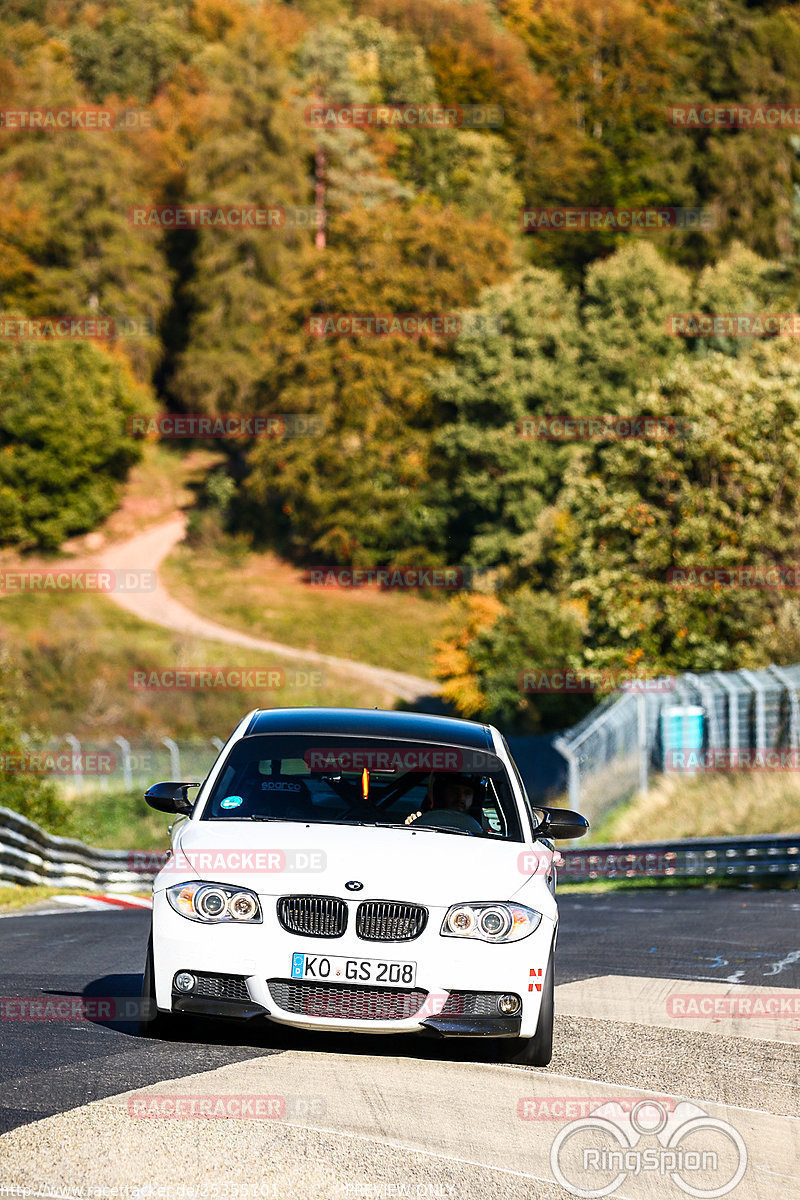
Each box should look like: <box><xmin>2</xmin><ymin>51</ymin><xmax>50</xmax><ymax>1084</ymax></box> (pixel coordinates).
<box><xmin>240</xmin><ymin>201</ymin><xmax>513</xmax><ymax>564</ymax></box>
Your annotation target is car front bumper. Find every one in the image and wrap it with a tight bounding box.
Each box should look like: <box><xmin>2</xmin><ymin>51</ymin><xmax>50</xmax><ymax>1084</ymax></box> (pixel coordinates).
<box><xmin>152</xmin><ymin>890</ymin><xmax>554</xmax><ymax>1039</ymax></box>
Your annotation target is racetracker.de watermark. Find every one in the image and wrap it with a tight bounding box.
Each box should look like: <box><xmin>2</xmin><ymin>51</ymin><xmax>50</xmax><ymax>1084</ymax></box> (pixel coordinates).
<box><xmin>0</xmin><ymin>107</ymin><xmax>153</xmax><ymax>130</ymax></box>
<box><xmin>0</xmin><ymin>570</ymin><xmax>155</xmax><ymax>594</ymax></box>
<box><xmin>127</xmin><ymin>414</ymin><xmax>323</xmax><ymax>439</ymax></box>
<box><xmin>304</xmin><ymin>313</ymin><xmax>503</xmax><ymax>338</ymax></box>
<box><xmin>666</xmin><ymin>748</ymin><xmax>800</xmax><ymax>771</ymax></box>
<box><xmin>668</xmin><ymin>103</ymin><xmax>800</xmax><ymax>127</ymax></box>
<box><xmin>305</xmin><ymin>567</ymin><xmax>468</xmax><ymax>589</ymax></box>
<box><xmin>1</xmin><ymin>996</ymin><xmax>152</xmax><ymax>1021</ymax></box>
<box><xmin>128</xmin><ymin>668</ymin><xmax>325</xmax><ymax>690</ymax></box>
<box><xmin>667</xmin><ymin>992</ymin><xmax>800</xmax><ymax>1018</ymax></box>
<box><xmin>667</xmin><ymin>312</ymin><xmax>800</xmax><ymax>336</ymax></box>
<box><xmin>126</xmin><ymin>1094</ymin><xmax>326</xmax><ymax>1120</ymax></box>
<box><xmin>128</xmin><ymin>206</ymin><xmax>323</xmax><ymax>229</ymax></box>
<box><xmin>304</xmin><ymin>103</ymin><xmax>503</xmax><ymax>128</ymax></box>
<box><xmin>521</xmin><ymin>207</ymin><xmax>714</xmax><ymax>231</ymax></box>
<box><xmin>668</xmin><ymin>565</ymin><xmax>800</xmax><ymax>588</ymax></box>
<box><xmin>518</xmin><ymin>669</ymin><xmax>676</xmax><ymax>693</ymax></box>
<box><xmin>0</xmin><ymin>752</ymin><xmax>116</xmax><ymax>776</ymax></box>
<box><xmin>129</xmin><ymin>849</ymin><xmax>327</xmax><ymax>874</ymax></box>
<box><xmin>303</xmin><ymin>747</ymin><xmax>500</xmax><ymax>773</ymax></box>
<box><xmin>518</xmin><ymin>416</ymin><xmax>692</xmax><ymax>440</ymax></box>
<box><xmin>0</xmin><ymin>316</ymin><xmax>155</xmax><ymax>340</ymax></box>
<box><xmin>518</xmin><ymin>1096</ymin><xmax>678</xmax><ymax>1120</ymax></box>
<box><xmin>536</xmin><ymin>850</ymin><xmax>681</xmax><ymax>879</ymax></box>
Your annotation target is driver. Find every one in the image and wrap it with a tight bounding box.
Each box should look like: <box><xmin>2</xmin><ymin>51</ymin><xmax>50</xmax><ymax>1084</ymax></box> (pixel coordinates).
<box><xmin>405</xmin><ymin>772</ymin><xmax>477</xmax><ymax>825</ymax></box>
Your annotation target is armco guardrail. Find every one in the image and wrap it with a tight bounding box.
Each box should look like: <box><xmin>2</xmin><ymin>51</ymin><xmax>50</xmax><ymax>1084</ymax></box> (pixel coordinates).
<box><xmin>0</xmin><ymin>806</ymin><xmax>159</xmax><ymax>892</ymax></box>
<box><xmin>561</xmin><ymin>833</ymin><xmax>800</xmax><ymax>883</ymax></box>
<box><xmin>2</xmin><ymin>806</ymin><xmax>798</xmax><ymax>891</ymax></box>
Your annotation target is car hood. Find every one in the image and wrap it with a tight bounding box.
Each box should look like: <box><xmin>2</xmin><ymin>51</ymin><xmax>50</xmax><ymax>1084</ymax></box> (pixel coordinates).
<box><xmin>161</xmin><ymin>820</ymin><xmax>553</xmax><ymax>908</ymax></box>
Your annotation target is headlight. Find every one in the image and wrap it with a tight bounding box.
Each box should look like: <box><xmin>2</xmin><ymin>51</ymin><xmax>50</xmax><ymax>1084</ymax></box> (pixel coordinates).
<box><xmin>166</xmin><ymin>881</ymin><xmax>262</xmax><ymax>924</ymax></box>
<box><xmin>441</xmin><ymin>902</ymin><xmax>541</xmax><ymax>943</ymax></box>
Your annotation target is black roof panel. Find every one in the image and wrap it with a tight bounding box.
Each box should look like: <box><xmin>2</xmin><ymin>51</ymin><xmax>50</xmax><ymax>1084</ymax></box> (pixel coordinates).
<box><xmin>244</xmin><ymin>707</ymin><xmax>493</xmax><ymax>751</ymax></box>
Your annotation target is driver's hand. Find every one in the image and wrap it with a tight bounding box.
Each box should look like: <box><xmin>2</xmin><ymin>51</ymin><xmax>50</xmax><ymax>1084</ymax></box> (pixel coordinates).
<box><xmin>405</xmin><ymin>811</ymin><xmax>422</xmax><ymax>825</ymax></box>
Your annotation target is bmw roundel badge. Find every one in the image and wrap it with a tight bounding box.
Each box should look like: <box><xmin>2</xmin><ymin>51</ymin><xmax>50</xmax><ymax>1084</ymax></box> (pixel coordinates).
<box><xmin>345</xmin><ymin>880</ymin><xmax>364</xmax><ymax>891</ymax></box>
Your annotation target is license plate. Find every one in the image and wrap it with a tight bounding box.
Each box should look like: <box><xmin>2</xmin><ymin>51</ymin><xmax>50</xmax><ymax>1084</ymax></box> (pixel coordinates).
<box><xmin>290</xmin><ymin>951</ymin><xmax>416</xmax><ymax>987</ymax></box>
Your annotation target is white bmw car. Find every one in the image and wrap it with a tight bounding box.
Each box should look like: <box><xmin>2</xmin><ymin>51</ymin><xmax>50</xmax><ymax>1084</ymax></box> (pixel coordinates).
<box><xmin>141</xmin><ymin>708</ymin><xmax>588</xmax><ymax>1066</ymax></box>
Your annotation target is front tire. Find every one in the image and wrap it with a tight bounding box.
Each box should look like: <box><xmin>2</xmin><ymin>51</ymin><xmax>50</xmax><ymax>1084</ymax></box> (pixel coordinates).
<box><xmin>139</xmin><ymin>929</ymin><xmax>172</xmax><ymax>1038</ymax></box>
<box><xmin>502</xmin><ymin>948</ymin><xmax>554</xmax><ymax>1067</ymax></box>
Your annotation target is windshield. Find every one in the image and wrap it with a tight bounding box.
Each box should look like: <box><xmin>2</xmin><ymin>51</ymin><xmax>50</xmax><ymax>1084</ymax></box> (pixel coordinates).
<box><xmin>200</xmin><ymin>734</ymin><xmax>523</xmax><ymax>841</ymax></box>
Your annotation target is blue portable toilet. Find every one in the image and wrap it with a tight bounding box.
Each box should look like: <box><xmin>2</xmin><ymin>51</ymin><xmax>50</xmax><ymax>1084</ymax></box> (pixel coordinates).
<box><xmin>661</xmin><ymin>705</ymin><xmax>705</xmax><ymax>771</ymax></box>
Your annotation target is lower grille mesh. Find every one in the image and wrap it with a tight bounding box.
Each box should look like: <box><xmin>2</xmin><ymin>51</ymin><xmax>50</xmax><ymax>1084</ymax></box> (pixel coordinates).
<box><xmin>268</xmin><ymin>979</ymin><xmax>427</xmax><ymax>1020</ymax></box>
<box><xmin>440</xmin><ymin>991</ymin><xmax>519</xmax><ymax>1016</ymax></box>
<box><xmin>182</xmin><ymin>973</ymin><xmax>251</xmax><ymax>1002</ymax></box>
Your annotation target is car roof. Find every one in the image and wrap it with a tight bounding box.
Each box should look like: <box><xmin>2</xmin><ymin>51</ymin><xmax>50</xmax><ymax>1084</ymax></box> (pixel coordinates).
<box><xmin>244</xmin><ymin>707</ymin><xmax>495</xmax><ymax>752</ymax></box>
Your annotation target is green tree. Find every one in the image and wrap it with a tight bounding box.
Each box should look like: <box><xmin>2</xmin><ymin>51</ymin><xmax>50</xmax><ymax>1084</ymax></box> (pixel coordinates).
<box><xmin>576</xmin><ymin>240</ymin><xmax>692</xmax><ymax>408</ymax></box>
<box><xmin>433</xmin><ymin>590</ymin><xmax>591</xmax><ymax>733</ymax></box>
<box><xmin>0</xmin><ymin>24</ymin><xmax>172</xmax><ymax>380</ymax></box>
<box><xmin>550</xmin><ymin>339</ymin><xmax>800</xmax><ymax>675</ymax></box>
<box><xmin>0</xmin><ymin>340</ymin><xmax>152</xmax><ymax>550</ymax></box>
<box><xmin>422</xmin><ymin>265</ymin><xmax>582</xmax><ymax>570</ymax></box>
<box><xmin>165</xmin><ymin>15</ymin><xmax>314</xmax><ymax>414</ymax></box>
<box><xmin>0</xmin><ymin>650</ymin><xmax>65</xmax><ymax>831</ymax></box>
<box><xmin>240</xmin><ymin>200</ymin><xmax>513</xmax><ymax>564</ymax></box>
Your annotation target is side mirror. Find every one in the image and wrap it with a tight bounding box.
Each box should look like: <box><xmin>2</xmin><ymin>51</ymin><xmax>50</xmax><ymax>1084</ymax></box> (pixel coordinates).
<box><xmin>144</xmin><ymin>781</ymin><xmax>200</xmax><ymax>815</ymax></box>
<box><xmin>532</xmin><ymin>805</ymin><xmax>589</xmax><ymax>841</ymax></box>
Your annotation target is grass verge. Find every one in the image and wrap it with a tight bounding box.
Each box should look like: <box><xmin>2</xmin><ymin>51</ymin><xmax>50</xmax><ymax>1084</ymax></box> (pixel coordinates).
<box><xmin>587</xmin><ymin>768</ymin><xmax>800</xmax><ymax>844</ymax></box>
<box><xmin>59</xmin><ymin>789</ymin><xmax>172</xmax><ymax>849</ymax></box>
<box><xmin>161</xmin><ymin>540</ymin><xmax>449</xmax><ymax>679</ymax></box>
<box><xmin>0</xmin><ymin>590</ymin><xmax>394</xmax><ymax>742</ymax></box>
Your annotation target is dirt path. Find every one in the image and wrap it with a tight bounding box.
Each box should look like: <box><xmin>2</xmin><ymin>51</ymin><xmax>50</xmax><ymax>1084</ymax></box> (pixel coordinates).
<box><xmin>96</xmin><ymin>516</ymin><xmax>436</xmax><ymax>704</ymax></box>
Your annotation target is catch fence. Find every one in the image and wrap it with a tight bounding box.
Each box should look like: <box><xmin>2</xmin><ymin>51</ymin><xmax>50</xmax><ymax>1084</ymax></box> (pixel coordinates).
<box><xmin>553</xmin><ymin>664</ymin><xmax>800</xmax><ymax>826</ymax></box>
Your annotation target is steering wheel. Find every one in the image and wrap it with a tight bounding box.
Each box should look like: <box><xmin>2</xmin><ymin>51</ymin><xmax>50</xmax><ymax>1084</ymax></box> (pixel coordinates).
<box><xmin>411</xmin><ymin>810</ymin><xmax>483</xmax><ymax>835</ymax></box>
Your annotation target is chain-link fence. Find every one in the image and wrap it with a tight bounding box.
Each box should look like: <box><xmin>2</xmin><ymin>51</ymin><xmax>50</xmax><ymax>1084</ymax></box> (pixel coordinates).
<box><xmin>553</xmin><ymin>664</ymin><xmax>800</xmax><ymax>827</ymax></box>
<box><xmin>14</xmin><ymin>735</ymin><xmax>223</xmax><ymax>795</ymax></box>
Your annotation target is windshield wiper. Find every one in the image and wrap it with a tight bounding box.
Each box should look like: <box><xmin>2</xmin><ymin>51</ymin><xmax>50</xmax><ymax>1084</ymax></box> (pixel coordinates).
<box><xmin>375</xmin><ymin>822</ymin><xmax>474</xmax><ymax>836</ymax></box>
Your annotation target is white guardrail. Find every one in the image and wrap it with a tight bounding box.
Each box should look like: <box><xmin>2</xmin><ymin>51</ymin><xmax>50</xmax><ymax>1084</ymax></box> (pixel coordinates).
<box><xmin>0</xmin><ymin>805</ymin><xmax>160</xmax><ymax>892</ymax></box>
<box><xmin>1</xmin><ymin>805</ymin><xmax>798</xmax><ymax>892</ymax></box>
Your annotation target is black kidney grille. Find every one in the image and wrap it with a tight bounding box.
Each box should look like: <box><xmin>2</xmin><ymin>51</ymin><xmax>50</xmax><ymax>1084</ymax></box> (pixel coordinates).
<box><xmin>277</xmin><ymin>895</ymin><xmax>347</xmax><ymax>938</ymax></box>
<box><xmin>356</xmin><ymin>900</ymin><xmax>428</xmax><ymax>942</ymax></box>
<box><xmin>268</xmin><ymin>979</ymin><xmax>427</xmax><ymax>1020</ymax></box>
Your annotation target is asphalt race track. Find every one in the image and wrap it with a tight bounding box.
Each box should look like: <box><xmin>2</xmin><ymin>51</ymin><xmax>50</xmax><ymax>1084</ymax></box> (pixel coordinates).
<box><xmin>1</xmin><ymin>890</ymin><xmax>798</xmax><ymax>1199</ymax></box>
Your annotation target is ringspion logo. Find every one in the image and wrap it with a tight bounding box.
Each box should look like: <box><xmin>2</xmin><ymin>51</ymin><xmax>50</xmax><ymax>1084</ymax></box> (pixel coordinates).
<box><xmin>550</xmin><ymin>1100</ymin><xmax>747</xmax><ymax>1197</ymax></box>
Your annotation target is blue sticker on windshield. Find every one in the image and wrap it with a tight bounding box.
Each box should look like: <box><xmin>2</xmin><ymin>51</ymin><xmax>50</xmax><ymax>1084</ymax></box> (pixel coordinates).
<box><xmin>220</xmin><ymin>795</ymin><xmax>244</xmax><ymax>810</ymax></box>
